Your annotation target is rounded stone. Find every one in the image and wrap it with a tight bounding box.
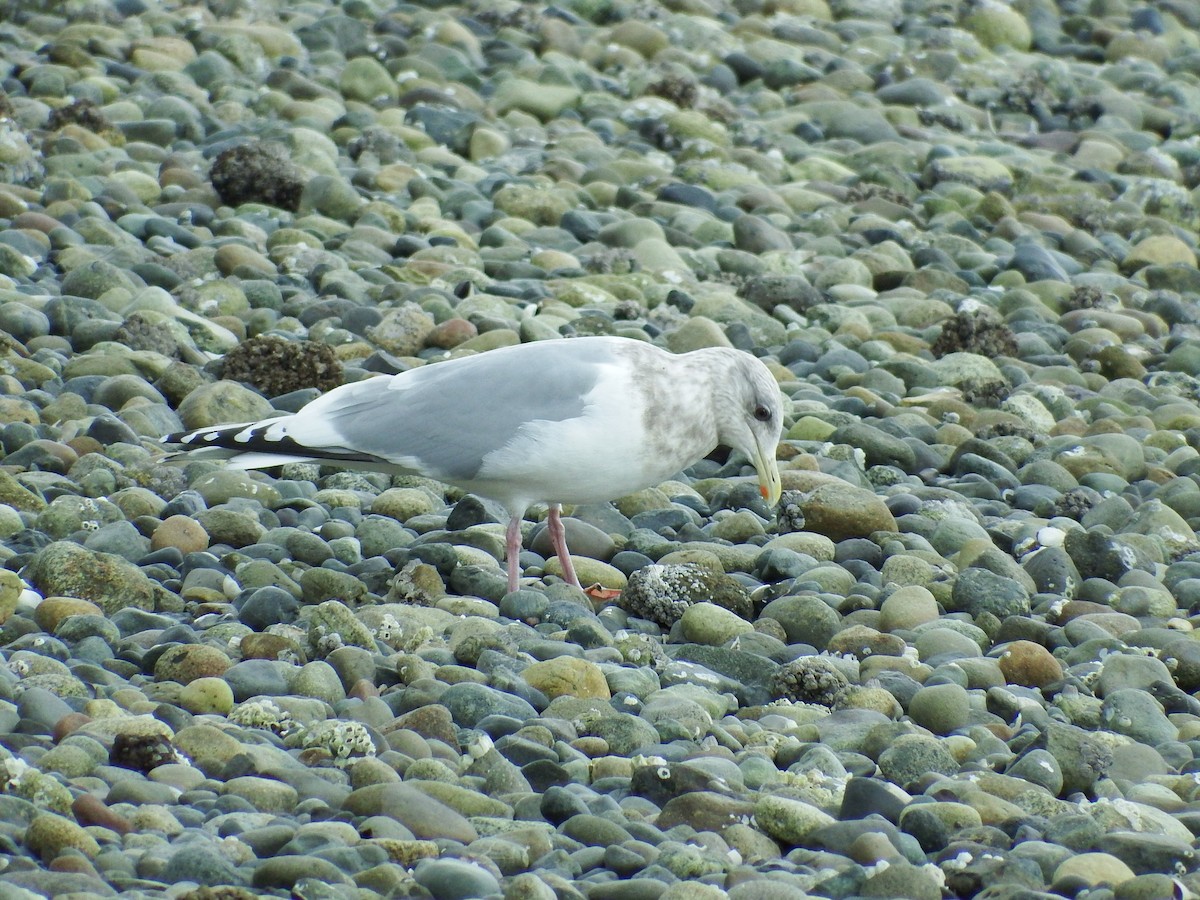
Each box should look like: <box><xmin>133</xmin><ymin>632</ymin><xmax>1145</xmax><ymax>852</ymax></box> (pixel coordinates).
<box><xmin>522</xmin><ymin>657</ymin><xmax>610</xmax><ymax>700</ymax></box>
<box><xmin>288</xmin><ymin>660</ymin><xmax>347</xmax><ymax>704</ymax></box>
<box><xmin>1124</xmin><ymin>234</ymin><xmax>1196</xmax><ymax>270</ymax></box>
<box><xmin>878</xmin><ymin>734</ymin><xmax>959</xmax><ymax>786</ymax></box>
<box><xmin>223</xmin><ymin>775</ymin><xmax>299</xmax><ymax>814</ymax></box>
<box><xmin>861</xmin><ymin>861</ymin><xmax>942</xmax><ymax>900</ymax></box>
<box><xmin>365</xmin><ymin>303</ymin><xmax>435</xmax><ymax>356</ymax></box>
<box><xmin>191</xmin><ymin>469</ymin><xmax>282</xmax><ymax>506</ymax></box>
<box><xmin>177</xmin><ymin>380</ymin><xmax>276</xmax><ymax>429</ymax></box>
<box><xmin>154</xmin><ymin>644</ymin><xmax>232</xmax><ymax>684</ymax></box>
<box><xmin>998</xmin><ymin>640</ymin><xmax>1062</xmax><ymax>688</ymax></box>
<box><xmin>25</xmin><ymin>541</ymin><xmax>157</xmax><ymax>615</ymax></box>
<box><xmin>151</xmin><ymin>514</ymin><xmax>210</xmax><ymax>554</ymax></box>
<box><xmin>413</xmin><ymin>858</ymin><xmax>501</xmax><ymax>900</ymax></box>
<box><xmin>173</xmin><ymin>724</ymin><xmax>244</xmax><ymax>777</ymax></box>
<box><xmin>907</xmin><ymin>683</ymin><xmax>970</xmax><ymax>735</ymax></box>
<box><xmin>753</xmin><ymin>794</ymin><xmax>836</xmax><ymax>845</ymax></box>
<box><xmin>760</xmin><ymin>594</ymin><xmax>841</xmax><ymax>649</ymax></box>
<box><xmin>1054</xmin><ymin>852</ymin><xmax>1135</xmax><ymax>888</ymax></box>
<box><xmin>339</xmin><ymin>56</ymin><xmax>399</xmax><ymax>103</ymax></box>
<box><xmin>800</xmin><ymin>483</ymin><xmax>898</xmax><ymax>542</ymax></box>
<box><xmin>370</xmin><ymin>488</ymin><xmax>439</xmax><ymax>521</ymax></box>
<box><xmin>179</xmin><ymin>676</ymin><xmax>235</xmax><ymax>715</ymax></box>
<box><xmin>679</xmin><ymin>601</ymin><xmax>754</xmax><ymax>645</ymax></box>
<box><xmin>879</xmin><ymin>585</ymin><xmax>940</xmax><ymax>631</ymax></box>
<box><xmin>32</xmin><ymin>596</ymin><xmax>104</xmax><ymax>634</ymax></box>
<box><xmin>1005</xmin><ymin>748</ymin><xmax>1063</xmax><ymax>795</ymax></box>
<box><xmin>25</xmin><ymin>813</ymin><xmax>100</xmax><ymax>862</ymax></box>
<box><xmin>252</xmin><ymin>855</ymin><xmax>353</xmax><ymax>890</ymax></box>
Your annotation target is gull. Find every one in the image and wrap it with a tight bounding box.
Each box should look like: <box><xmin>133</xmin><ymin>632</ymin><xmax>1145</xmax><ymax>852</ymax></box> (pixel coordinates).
<box><xmin>165</xmin><ymin>335</ymin><xmax>783</xmax><ymax>593</ymax></box>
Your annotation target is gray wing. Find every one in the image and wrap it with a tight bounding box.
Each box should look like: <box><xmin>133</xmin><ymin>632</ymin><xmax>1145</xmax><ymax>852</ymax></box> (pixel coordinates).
<box><xmin>246</xmin><ymin>340</ymin><xmax>611</xmax><ymax>481</ymax></box>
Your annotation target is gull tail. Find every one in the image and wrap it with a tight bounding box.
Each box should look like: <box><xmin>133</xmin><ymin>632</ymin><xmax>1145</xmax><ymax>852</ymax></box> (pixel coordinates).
<box><xmin>162</xmin><ymin>418</ymin><xmax>388</xmax><ymax>470</ymax></box>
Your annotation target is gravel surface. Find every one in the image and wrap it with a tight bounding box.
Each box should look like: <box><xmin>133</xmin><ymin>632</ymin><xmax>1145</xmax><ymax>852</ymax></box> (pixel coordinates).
<box><xmin>3</xmin><ymin>0</ymin><xmax>1200</xmax><ymax>897</ymax></box>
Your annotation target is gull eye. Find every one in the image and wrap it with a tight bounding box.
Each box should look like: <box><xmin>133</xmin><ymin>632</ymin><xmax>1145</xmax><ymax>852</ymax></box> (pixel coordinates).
<box><xmin>753</xmin><ymin>404</ymin><xmax>772</xmax><ymax>422</ymax></box>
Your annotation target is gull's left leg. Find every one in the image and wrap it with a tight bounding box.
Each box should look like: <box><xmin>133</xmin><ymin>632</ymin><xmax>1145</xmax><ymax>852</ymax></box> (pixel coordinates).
<box><xmin>505</xmin><ymin>513</ymin><xmax>523</xmax><ymax>594</ymax></box>
<box><xmin>547</xmin><ymin>503</ymin><xmax>581</xmax><ymax>588</ymax></box>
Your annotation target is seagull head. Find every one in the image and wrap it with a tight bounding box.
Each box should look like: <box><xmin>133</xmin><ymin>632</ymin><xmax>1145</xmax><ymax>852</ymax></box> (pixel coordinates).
<box><xmin>717</xmin><ymin>351</ymin><xmax>783</xmax><ymax>506</ymax></box>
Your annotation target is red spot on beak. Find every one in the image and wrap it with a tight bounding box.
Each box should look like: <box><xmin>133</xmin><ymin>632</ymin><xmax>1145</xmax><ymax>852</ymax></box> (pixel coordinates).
<box><xmin>760</xmin><ymin>485</ymin><xmax>769</xmax><ymax>499</ymax></box>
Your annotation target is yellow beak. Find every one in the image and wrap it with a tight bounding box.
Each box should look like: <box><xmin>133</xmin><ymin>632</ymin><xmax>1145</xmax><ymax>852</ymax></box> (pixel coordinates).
<box><xmin>753</xmin><ymin>441</ymin><xmax>782</xmax><ymax>506</ymax></box>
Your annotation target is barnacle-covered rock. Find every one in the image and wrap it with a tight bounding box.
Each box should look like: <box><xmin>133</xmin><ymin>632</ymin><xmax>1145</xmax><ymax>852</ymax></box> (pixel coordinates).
<box><xmin>620</xmin><ymin>563</ymin><xmax>751</xmax><ymax>629</ymax></box>
<box><xmin>47</xmin><ymin>98</ymin><xmax>121</xmax><ymax>141</ymax></box>
<box><xmin>931</xmin><ymin>306</ymin><xmax>1018</xmax><ymax>359</ymax></box>
<box><xmin>296</xmin><ymin>720</ymin><xmax>377</xmax><ymax>764</ymax></box>
<box><xmin>221</xmin><ymin>334</ymin><xmax>343</xmax><ymax>398</ymax></box>
<box><xmin>774</xmin><ymin>490</ymin><xmax>806</xmax><ymax>534</ymax></box>
<box><xmin>113</xmin><ymin>311</ymin><xmax>181</xmax><ymax>357</ymax></box>
<box><xmin>771</xmin><ymin>656</ymin><xmax>851</xmax><ymax>707</ymax></box>
<box><xmin>110</xmin><ymin>733</ymin><xmax>187</xmax><ymax>773</ymax></box>
<box><xmin>228</xmin><ymin>698</ymin><xmax>298</xmax><ymax>738</ymax></box>
<box><xmin>385</xmin><ymin>560</ymin><xmax>446</xmax><ymax>606</ymax></box>
<box><xmin>3</xmin><ymin>752</ymin><xmax>72</xmax><ymax>813</ymax></box>
<box><xmin>372</xmin><ymin>612</ymin><xmax>434</xmax><ymax>653</ymax></box>
<box><xmin>308</xmin><ymin>599</ymin><xmax>377</xmax><ymax>657</ymax></box>
<box><xmin>209</xmin><ymin>142</ymin><xmax>305</xmax><ymax>211</ymax></box>
<box><xmin>613</xmin><ymin>630</ymin><xmax>670</xmax><ymax>669</ymax></box>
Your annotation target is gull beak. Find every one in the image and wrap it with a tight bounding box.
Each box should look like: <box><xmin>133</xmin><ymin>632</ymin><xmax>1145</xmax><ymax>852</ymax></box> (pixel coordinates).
<box><xmin>753</xmin><ymin>441</ymin><xmax>782</xmax><ymax>506</ymax></box>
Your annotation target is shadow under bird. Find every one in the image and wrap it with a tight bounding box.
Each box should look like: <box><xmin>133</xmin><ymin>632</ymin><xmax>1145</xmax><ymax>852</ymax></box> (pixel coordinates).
<box><xmin>164</xmin><ymin>335</ymin><xmax>783</xmax><ymax>593</ymax></box>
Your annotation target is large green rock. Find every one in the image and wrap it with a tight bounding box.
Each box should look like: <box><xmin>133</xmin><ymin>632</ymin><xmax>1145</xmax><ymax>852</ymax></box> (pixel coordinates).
<box><xmin>25</xmin><ymin>541</ymin><xmax>160</xmax><ymax>614</ymax></box>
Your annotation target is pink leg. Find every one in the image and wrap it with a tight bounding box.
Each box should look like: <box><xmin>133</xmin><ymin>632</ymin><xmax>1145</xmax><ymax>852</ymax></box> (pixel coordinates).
<box><xmin>548</xmin><ymin>503</ymin><xmax>582</xmax><ymax>588</ymax></box>
<box><xmin>505</xmin><ymin>514</ymin><xmax>523</xmax><ymax>594</ymax></box>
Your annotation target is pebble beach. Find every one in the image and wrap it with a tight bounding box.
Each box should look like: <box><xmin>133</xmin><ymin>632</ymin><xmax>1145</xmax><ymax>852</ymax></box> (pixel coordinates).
<box><xmin>3</xmin><ymin>0</ymin><xmax>1200</xmax><ymax>897</ymax></box>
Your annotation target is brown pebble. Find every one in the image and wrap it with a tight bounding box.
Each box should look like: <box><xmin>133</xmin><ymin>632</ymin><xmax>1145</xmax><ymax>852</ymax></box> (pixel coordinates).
<box><xmin>151</xmin><ymin>514</ymin><xmax>210</xmax><ymax>554</ymax></box>
<box><xmin>1050</xmin><ymin>417</ymin><xmax>1088</xmax><ymax>437</ymax></box>
<box><xmin>72</xmin><ymin>793</ymin><xmax>134</xmax><ymax>835</ymax></box>
<box><xmin>159</xmin><ymin>167</ymin><xmax>204</xmax><ymax>190</ymax></box>
<box><xmin>982</xmin><ymin>722</ymin><xmax>1018</xmax><ymax>741</ymax></box>
<box><xmin>1146</xmin><ymin>465</ymin><xmax>1176</xmax><ymax>485</ymax></box>
<box><xmin>1051</xmin><ymin>600</ymin><xmax>1112</xmax><ymax>623</ymax></box>
<box><xmin>999</xmin><ymin>640</ymin><xmax>1063</xmax><ymax>689</ymax></box>
<box><xmin>368</xmin><ymin>838</ymin><xmax>439</xmax><ymax>866</ymax></box>
<box><xmin>348</xmin><ymin>678</ymin><xmax>379</xmax><ymax>700</ymax></box>
<box><xmin>66</xmin><ymin>435</ymin><xmax>105</xmax><ymax>457</ymax></box>
<box><xmin>753</xmin><ymin>617</ymin><xmax>788</xmax><ymax>642</ymax></box>
<box><xmin>49</xmin><ymin>854</ymin><xmax>102</xmax><ymax>877</ymax></box>
<box><xmin>569</xmin><ymin>736</ymin><xmax>609</xmax><ymax>757</ymax></box>
<box><xmin>388</xmin><ymin>705</ymin><xmax>457</xmax><ymax>745</ymax></box>
<box><xmin>22</xmin><ymin>439</ymin><xmax>78</xmax><ymax>469</ymax></box>
<box><xmin>298</xmin><ymin>747</ymin><xmax>333</xmax><ymax>767</ymax></box>
<box><xmin>426</xmin><ymin>317</ymin><xmax>478</xmax><ymax>349</ymax></box>
<box><xmin>0</xmin><ymin>396</ymin><xmax>39</xmax><ymax>425</ymax></box>
<box><xmin>848</xmin><ymin>831</ymin><xmax>902</xmax><ymax>865</ymax></box>
<box><xmin>152</xmin><ymin>643</ymin><xmax>231</xmax><ymax>683</ymax></box>
<box><xmin>11</xmin><ymin>211</ymin><xmax>62</xmax><ymax>233</ymax></box>
<box><xmin>34</xmin><ymin>596</ymin><xmax>103</xmax><ymax>634</ymax></box>
<box><xmin>240</xmin><ymin>632</ymin><xmax>306</xmax><ymax>663</ymax></box>
<box><xmin>52</xmin><ymin>712</ymin><xmax>93</xmax><ymax>742</ymax></box>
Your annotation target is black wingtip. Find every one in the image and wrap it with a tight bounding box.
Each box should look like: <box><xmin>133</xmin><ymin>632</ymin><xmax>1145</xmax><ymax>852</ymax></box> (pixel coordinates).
<box><xmin>162</xmin><ymin>423</ymin><xmax>253</xmax><ymax>449</ymax></box>
<box><xmin>164</xmin><ymin>421</ymin><xmax>390</xmax><ymax>468</ymax></box>
<box><xmin>162</xmin><ymin>429</ymin><xmax>222</xmax><ymax>445</ymax></box>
